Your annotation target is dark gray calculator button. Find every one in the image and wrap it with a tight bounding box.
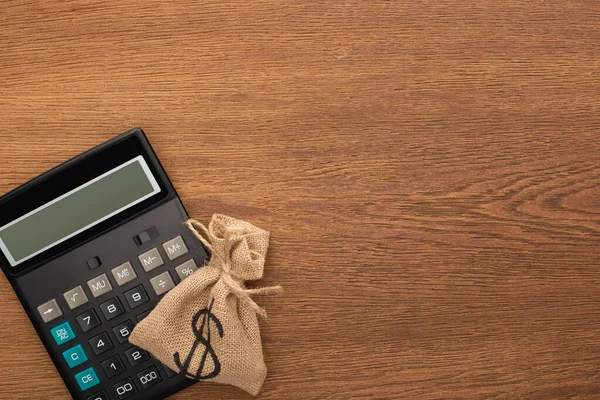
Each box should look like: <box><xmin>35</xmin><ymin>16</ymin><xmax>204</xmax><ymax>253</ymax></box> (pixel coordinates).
<box><xmin>137</xmin><ymin>365</ymin><xmax>162</xmax><ymax>389</ymax></box>
<box><xmin>124</xmin><ymin>346</ymin><xmax>149</xmax><ymax>367</ymax></box>
<box><xmin>37</xmin><ymin>299</ymin><xmax>62</xmax><ymax>323</ymax></box>
<box><xmin>111</xmin><ymin>261</ymin><xmax>137</xmax><ymax>286</ymax></box>
<box><xmin>63</xmin><ymin>285</ymin><xmax>89</xmax><ymax>310</ymax></box>
<box><xmin>124</xmin><ymin>285</ymin><xmax>149</xmax><ymax>309</ymax></box>
<box><xmin>112</xmin><ymin>320</ymin><xmax>134</xmax><ymax>344</ymax></box>
<box><xmin>162</xmin><ymin>235</ymin><xmax>188</xmax><ymax>260</ymax></box>
<box><xmin>136</xmin><ymin>310</ymin><xmax>152</xmax><ymax>323</ymax></box>
<box><xmin>162</xmin><ymin>363</ymin><xmax>178</xmax><ymax>378</ymax></box>
<box><xmin>113</xmin><ymin>377</ymin><xmax>137</xmax><ymax>399</ymax></box>
<box><xmin>88</xmin><ymin>332</ymin><xmax>113</xmax><ymax>355</ymax></box>
<box><xmin>150</xmin><ymin>271</ymin><xmax>175</xmax><ymax>296</ymax></box>
<box><xmin>99</xmin><ymin>297</ymin><xmax>124</xmax><ymax>321</ymax></box>
<box><xmin>87</xmin><ymin>273</ymin><xmax>113</xmax><ymax>298</ymax></box>
<box><xmin>87</xmin><ymin>256</ymin><xmax>102</xmax><ymax>270</ymax></box>
<box><xmin>76</xmin><ymin>309</ymin><xmax>101</xmax><ymax>332</ymax></box>
<box><xmin>101</xmin><ymin>354</ymin><xmax>126</xmax><ymax>378</ymax></box>
<box><xmin>133</xmin><ymin>226</ymin><xmax>159</xmax><ymax>246</ymax></box>
<box><xmin>138</xmin><ymin>247</ymin><xmax>164</xmax><ymax>272</ymax></box>
<box><xmin>87</xmin><ymin>390</ymin><xmax>109</xmax><ymax>400</ymax></box>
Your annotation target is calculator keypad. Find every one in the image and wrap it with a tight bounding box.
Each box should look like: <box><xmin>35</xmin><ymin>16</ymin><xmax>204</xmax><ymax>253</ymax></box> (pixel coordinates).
<box><xmin>35</xmin><ymin>229</ymin><xmax>205</xmax><ymax>399</ymax></box>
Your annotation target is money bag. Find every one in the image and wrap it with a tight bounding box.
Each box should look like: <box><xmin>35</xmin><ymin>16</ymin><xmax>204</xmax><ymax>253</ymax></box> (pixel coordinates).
<box><xmin>129</xmin><ymin>214</ymin><xmax>282</xmax><ymax>396</ymax></box>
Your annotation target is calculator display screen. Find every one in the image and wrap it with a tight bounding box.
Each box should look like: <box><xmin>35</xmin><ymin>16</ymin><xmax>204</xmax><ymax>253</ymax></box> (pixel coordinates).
<box><xmin>0</xmin><ymin>156</ymin><xmax>161</xmax><ymax>266</ymax></box>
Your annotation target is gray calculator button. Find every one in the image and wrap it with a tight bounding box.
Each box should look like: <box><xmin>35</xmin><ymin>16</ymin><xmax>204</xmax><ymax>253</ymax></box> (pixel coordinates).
<box><xmin>87</xmin><ymin>273</ymin><xmax>113</xmax><ymax>298</ymax></box>
<box><xmin>150</xmin><ymin>271</ymin><xmax>175</xmax><ymax>296</ymax></box>
<box><xmin>111</xmin><ymin>262</ymin><xmax>138</xmax><ymax>286</ymax></box>
<box><xmin>137</xmin><ymin>248</ymin><xmax>164</xmax><ymax>272</ymax></box>
<box><xmin>175</xmin><ymin>259</ymin><xmax>199</xmax><ymax>281</ymax></box>
<box><xmin>162</xmin><ymin>235</ymin><xmax>188</xmax><ymax>261</ymax></box>
<box><xmin>37</xmin><ymin>299</ymin><xmax>62</xmax><ymax>323</ymax></box>
<box><xmin>63</xmin><ymin>285</ymin><xmax>89</xmax><ymax>310</ymax></box>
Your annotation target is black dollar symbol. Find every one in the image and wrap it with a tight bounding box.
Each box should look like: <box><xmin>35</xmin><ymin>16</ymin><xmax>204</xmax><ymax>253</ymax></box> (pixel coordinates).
<box><xmin>173</xmin><ymin>298</ymin><xmax>224</xmax><ymax>380</ymax></box>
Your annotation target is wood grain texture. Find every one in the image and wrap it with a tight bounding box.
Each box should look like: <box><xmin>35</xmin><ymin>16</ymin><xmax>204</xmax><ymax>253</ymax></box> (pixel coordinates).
<box><xmin>0</xmin><ymin>1</ymin><xmax>599</xmax><ymax>399</ymax></box>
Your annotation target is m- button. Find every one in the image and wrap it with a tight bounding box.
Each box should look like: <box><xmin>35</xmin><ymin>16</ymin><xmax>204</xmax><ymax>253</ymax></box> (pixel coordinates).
<box><xmin>137</xmin><ymin>248</ymin><xmax>164</xmax><ymax>272</ymax></box>
<box><xmin>162</xmin><ymin>235</ymin><xmax>188</xmax><ymax>261</ymax></box>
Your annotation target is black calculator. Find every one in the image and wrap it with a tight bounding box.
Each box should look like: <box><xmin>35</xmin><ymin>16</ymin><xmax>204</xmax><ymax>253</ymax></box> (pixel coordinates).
<box><xmin>0</xmin><ymin>129</ymin><xmax>208</xmax><ymax>400</ymax></box>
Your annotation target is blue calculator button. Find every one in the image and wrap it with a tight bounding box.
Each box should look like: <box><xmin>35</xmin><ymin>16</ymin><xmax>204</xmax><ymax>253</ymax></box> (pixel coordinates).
<box><xmin>75</xmin><ymin>367</ymin><xmax>100</xmax><ymax>391</ymax></box>
<box><xmin>62</xmin><ymin>344</ymin><xmax>88</xmax><ymax>368</ymax></box>
<box><xmin>50</xmin><ymin>321</ymin><xmax>76</xmax><ymax>345</ymax></box>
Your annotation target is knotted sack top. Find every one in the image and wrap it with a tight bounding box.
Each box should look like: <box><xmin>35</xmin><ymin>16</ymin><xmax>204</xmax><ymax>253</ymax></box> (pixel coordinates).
<box><xmin>186</xmin><ymin>214</ymin><xmax>282</xmax><ymax>317</ymax></box>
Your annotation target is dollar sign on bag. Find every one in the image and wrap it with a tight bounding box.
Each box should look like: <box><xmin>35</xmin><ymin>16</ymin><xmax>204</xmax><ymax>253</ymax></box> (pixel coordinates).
<box><xmin>173</xmin><ymin>298</ymin><xmax>223</xmax><ymax>379</ymax></box>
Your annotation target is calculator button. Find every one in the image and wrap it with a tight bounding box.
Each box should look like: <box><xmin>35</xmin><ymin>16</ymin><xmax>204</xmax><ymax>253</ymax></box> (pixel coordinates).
<box><xmin>113</xmin><ymin>377</ymin><xmax>137</xmax><ymax>399</ymax></box>
<box><xmin>50</xmin><ymin>321</ymin><xmax>76</xmax><ymax>346</ymax></box>
<box><xmin>111</xmin><ymin>261</ymin><xmax>137</xmax><ymax>286</ymax></box>
<box><xmin>137</xmin><ymin>365</ymin><xmax>162</xmax><ymax>389</ymax></box>
<box><xmin>136</xmin><ymin>310</ymin><xmax>152</xmax><ymax>323</ymax></box>
<box><xmin>99</xmin><ymin>297</ymin><xmax>124</xmax><ymax>320</ymax></box>
<box><xmin>87</xmin><ymin>390</ymin><xmax>109</xmax><ymax>400</ymax></box>
<box><xmin>87</xmin><ymin>256</ymin><xmax>102</xmax><ymax>270</ymax></box>
<box><xmin>162</xmin><ymin>363</ymin><xmax>178</xmax><ymax>378</ymax></box>
<box><xmin>124</xmin><ymin>346</ymin><xmax>149</xmax><ymax>367</ymax></box>
<box><xmin>101</xmin><ymin>354</ymin><xmax>126</xmax><ymax>378</ymax></box>
<box><xmin>150</xmin><ymin>271</ymin><xmax>175</xmax><ymax>296</ymax></box>
<box><xmin>63</xmin><ymin>285</ymin><xmax>89</xmax><ymax>310</ymax></box>
<box><xmin>76</xmin><ymin>309</ymin><xmax>101</xmax><ymax>332</ymax></box>
<box><xmin>112</xmin><ymin>320</ymin><xmax>134</xmax><ymax>343</ymax></box>
<box><xmin>133</xmin><ymin>226</ymin><xmax>159</xmax><ymax>246</ymax></box>
<box><xmin>124</xmin><ymin>285</ymin><xmax>149</xmax><ymax>309</ymax></box>
<box><xmin>138</xmin><ymin>247</ymin><xmax>164</xmax><ymax>272</ymax></box>
<box><xmin>162</xmin><ymin>235</ymin><xmax>188</xmax><ymax>260</ymax></box>
<box><xmin>62</xmin><ymin>344</ymin><xmax>88</xmax><ymax>368</ymax></box>
<box><xmin>175</xmin><ymin>259</ymin><xmax>199</xmax><ymax>281</ymax></box>
<box><xmin>88</xmin><ymin>332</ymin><xmax>113</xmax><ymax>355</ymax></box>
<box><xmin>75</xmin><ymin>367</ymin><xmax>100</xmax><ymax>391</ymax></box>
<box><xmin>37</xmin><ymin>298</ymin><xmax>62</xmax><ymax>323</ymax></box>
<box><xmin>87</xmin><ymin>273</ymin><xmax>113</xmax><ymax>298</ymax></box>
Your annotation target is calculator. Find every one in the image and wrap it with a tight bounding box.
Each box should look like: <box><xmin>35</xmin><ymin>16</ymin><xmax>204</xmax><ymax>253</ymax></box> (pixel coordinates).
<box><xmin>0</xmin><ymin>129</ymin><xmax>208</xmax><ymax>400</ymax></box>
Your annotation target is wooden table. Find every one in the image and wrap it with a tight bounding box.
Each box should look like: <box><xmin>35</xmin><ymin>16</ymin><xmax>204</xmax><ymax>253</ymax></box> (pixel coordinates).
<box><xmin>1</xmin><ymin>1</ymin><xmax>598</xmax><ymax>399</ymax></box>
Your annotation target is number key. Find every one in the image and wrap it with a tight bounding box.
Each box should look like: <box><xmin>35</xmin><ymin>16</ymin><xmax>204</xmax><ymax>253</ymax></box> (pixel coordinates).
<box><xmin>99</xmin><ymin>297</ymin><xmax>124</xmax><ymax>321</ymax></box>
<box><xmin>123</xmin><ymin>285</ymin><xmax>149</xmax><ymax>309</ymax></box>
<box><xmin>101</xmin><ymin>354</ymin><xmax>126</xmax><ymax>378</ymax></box>
<box><xmin>124</xmin><ymin>346</ymin><xmax>149</xmax><ymax>367</ymax></box>
<box><xmin>113</xmin><ymin>377</ymin><xmax>137</xmax><ymax>399</ymax></box>
<box><xmin>76</xmin><ymin>309</ymin><xmax>101</xmax><ymax>333</ymax></box>
<box><xmin>88</xmin><ymin>332</ymin><xmax>113</xmax><ymax>355</ymax></box>
<box><xmin>112</xmin><ymin>320</ymin><xmax>134</xmax><ymax>344</ymax></box>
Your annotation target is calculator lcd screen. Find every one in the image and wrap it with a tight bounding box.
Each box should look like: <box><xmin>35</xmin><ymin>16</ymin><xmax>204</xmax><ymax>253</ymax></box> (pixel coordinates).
<box><xmin>0</xmin><ymin>156</ymin><xmax>161</xmax><ymax>266</ymax></box>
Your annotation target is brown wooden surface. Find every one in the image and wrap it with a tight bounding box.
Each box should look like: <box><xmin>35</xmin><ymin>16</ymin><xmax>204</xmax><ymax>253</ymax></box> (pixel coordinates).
<box><xmin>1</xmin><ymin>1</ymin><xmax>599</xmax><ymax>399</ymax></box>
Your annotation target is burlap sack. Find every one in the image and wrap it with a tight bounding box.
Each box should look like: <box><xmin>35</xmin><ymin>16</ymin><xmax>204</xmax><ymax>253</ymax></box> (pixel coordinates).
<box><xmin>129</xmin><ymin>214</ymin><xmax>282</xmax><ymax>396</ymax></box>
